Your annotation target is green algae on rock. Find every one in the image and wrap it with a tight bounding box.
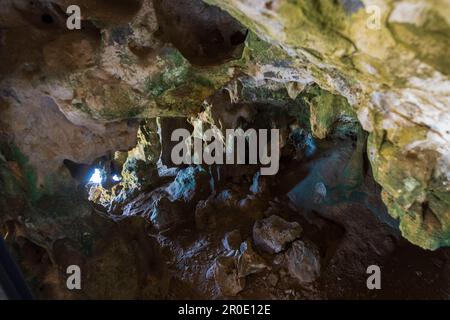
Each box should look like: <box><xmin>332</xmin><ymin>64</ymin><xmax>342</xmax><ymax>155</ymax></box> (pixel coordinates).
<box><xmin>205</xmin><ymin>0</ymin><xmax>450</xmax><ymax>250</ymax></box>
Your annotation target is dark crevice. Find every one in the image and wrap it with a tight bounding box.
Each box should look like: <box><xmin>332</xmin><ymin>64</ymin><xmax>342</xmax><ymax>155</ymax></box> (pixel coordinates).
<box><xmin>63</xmin><ymin>159</ymin><xmax>95</xmax><ymax>185</ymax></box>
<box><xmin>152</xmin><ymin>0</ymin><xmax>248</xmax><ymax>66</ymax></box>
<box><xmin>40</xmin><ymin>13</ymin><xmax>53</xmax><ymax>25</ymax></box>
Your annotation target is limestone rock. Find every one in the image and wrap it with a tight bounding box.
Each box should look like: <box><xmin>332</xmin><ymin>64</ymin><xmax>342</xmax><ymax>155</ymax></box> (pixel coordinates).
<box><xmin>238</xmin><ymin>194</ymin><xmax>266</xmax><ymax>220</ymax></box>
<box><xmin>222</xmin><ymin>229</ymin><xmax>242</xmax><ymax>251</ymax></box>
<box><xmin>0</xmin><ymin>88</ymin><xmax>139</xmax><ymax>185</ymax></box>
<box><xmin>207</xmin><ymin>0</ymin><xmax>450</xmax><ymax>250</ymax></box>
<box><xmin>195</xmin><ymin>190</ymin><xmax>241</xmax><ymax>231</ymax></box>
<box><xmin>267</xmin><ymin>273</ymin><xmax>279</xmax><ymax>287</ymax></box>
<box><xmin>166</xmin><ymin>166</ymin><xmax>211</xmax><ymax>203</ymax></box>
<box><xmin>286</xmin><ymin>240</ymin><xmax>321</xmax><ymax>285</ymax></box>
<box><xmin>149</xmin><ymin>196</ymin><xmax>184</xmax><ymax>231</ymax></box>
<box><xmin>253</xmin><ymin>215</ymin><xmax>302</xmax><ymax>254</ymax></box>
<box><xmin>120</xmin><ymin>165</ymin><xmax>207</xmax><ymax>231</ymax></box>
<box><xmin>121</xmin><ymin>185</ymin><xmax>187</xmax><ymax>231</ymax></box>
<box><xmin>215</xmin><ymin>189</ymin><xmax>240</xmax><ymax>209</ymax></box>
<box><xmin>0</xmin><ymin>160</ymin><xmax>169</xmax><ymax>299</ymax></box>
<box><xmin>208</xmin><ymin>255</ymin><xmax>245</xmax><ymax>297</ymax></box>
<box><xmin>250</xmin><ymin>172</ymin><xmax>268</xmax><ymax>195</ymax></box>
<box><xmin>236</xmin><ymin>241</ymin><xmax>267</xmax><ymax>277</ymax></box>
<box><xmin>1</xmin><ymin>1</ymin><xmax>449</xmax><ymax>252</ymax></box>
<box><xmin>0</xmin><ymin>0</ymin><xmax>244</xmax><ymax>187</ymax></box>
<box><xmin>0</xmin><ymin>0</ymin><xmax>449</xmax><ymax>303</ymax></box>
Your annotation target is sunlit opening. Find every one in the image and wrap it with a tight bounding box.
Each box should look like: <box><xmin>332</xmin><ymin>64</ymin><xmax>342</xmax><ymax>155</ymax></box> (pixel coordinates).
<box><xmin>89</xmin><ymin>168</ymin><xmax>102</xmax><ymax>184</ymax></box>
<box><xmin>112</xmin><ymin>174</ymin><xmax>121</xmax><ymax>182</ymax></box>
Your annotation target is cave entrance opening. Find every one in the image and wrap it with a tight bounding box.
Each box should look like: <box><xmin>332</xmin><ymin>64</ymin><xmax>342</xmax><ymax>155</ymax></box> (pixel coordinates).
<box><xmin>88</xmin><ymin>168</ymin><xmax>122</xmax><ymax>185</ymax></box>
<box><xmin>63</xmin><ymin>158</ymin><xmax>122</xmax><ymax>189</ymax></box>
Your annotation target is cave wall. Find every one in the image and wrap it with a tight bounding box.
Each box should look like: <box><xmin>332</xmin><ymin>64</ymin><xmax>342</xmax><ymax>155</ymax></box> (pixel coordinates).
<box><xmin>204</xmin><ymin>0</ymin><xmax>450</xmax><ymax>250</ymax></box>
<box><xmin>0</xmin><ymin>0</ymin><xmax>449</xmax><ymax>300</ymax></box>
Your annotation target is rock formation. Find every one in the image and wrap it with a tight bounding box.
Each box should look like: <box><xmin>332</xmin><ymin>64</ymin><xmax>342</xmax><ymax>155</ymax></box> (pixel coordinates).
<box><xmin>0</xmin><ymin>0</ymin><xmax>449</xmax><ymax>299</ymax></box>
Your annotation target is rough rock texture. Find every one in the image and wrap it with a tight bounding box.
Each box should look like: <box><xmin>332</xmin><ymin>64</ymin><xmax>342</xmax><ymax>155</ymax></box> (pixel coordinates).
<box><xmin>222</xmin><ymin>229</ymin><xmax>242</xmax><ymax>251</ymax></box>
<box><xmin>253</xmin><ymin>215</ymin><xmax>302</xmax><ymax>254</ymax></box>
<box><xmin>0</xmin><ymin>0</ymin><xmax>247</xmax><ymax>297</ymax></box>
<box><xmin>205</xmin><ymin>0</ymin><xmax>450</xmax><ymax>249</ymax></box>
<box><xmin>236</xmin><ymin>240</ymin><xmax>268</xmax><ymax>277</ymax></box>
<box><xmin>286</xmin><ymin>240</ymin><xmax>321</xmax><ymax>285</ymax></box>
<box><xmin>0</xmin><ymin>145</ymin><xmax>169</xmax><ymax>298</ymax></box>
<box><xmin>3</xmin><ymin>0</ymin><xmax>448</xmax><ymax>250</ymax></box>
<box><xmin>208</xmin><ymin>255</ymin><xmax>245</xmax><ymax>297</ymax></box>
<box><xmin>0</xmin><ymin>0</ymin><xmax>245</xmax><ymax>184</ymax></box>
<box><xmin>207</xmin><ymin>240</ymin><xmax>267</xmax><ymax>296</ymax></box>
<box><xmin>0</xmin><ymin>0</ymin><xmax>449</xmax><ymax>301</ymax></box>
<box><xmin>0</xmin><ymin>89</ymin><xmax>139</xmax><ymax>188</ymax></box>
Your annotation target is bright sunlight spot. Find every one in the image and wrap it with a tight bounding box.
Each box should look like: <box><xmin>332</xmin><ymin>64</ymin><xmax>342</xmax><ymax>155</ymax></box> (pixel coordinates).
<box><xmin>89</xmin><ymin>168</ymin><xmax>102</xmax><ymax>184</ymax></box>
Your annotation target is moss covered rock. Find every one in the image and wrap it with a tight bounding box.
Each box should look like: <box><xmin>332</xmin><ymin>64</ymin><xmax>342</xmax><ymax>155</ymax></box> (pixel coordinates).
<box><xmin>206</xmin><ymin>0</ymin><xmax>450</xmax><ymax>249</ymax></box>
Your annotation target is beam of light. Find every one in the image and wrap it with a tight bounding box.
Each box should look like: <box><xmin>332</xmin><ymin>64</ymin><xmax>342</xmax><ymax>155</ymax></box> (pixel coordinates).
<box><xmin>89</xmin><ymin>168</ymin><xmax>102</xmax><ymax>184</ymax></box>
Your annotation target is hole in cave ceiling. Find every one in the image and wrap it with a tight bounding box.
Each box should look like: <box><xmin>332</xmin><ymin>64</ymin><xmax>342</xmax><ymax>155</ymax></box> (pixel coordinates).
<box><xmin>88</xmin><ymin>168</ymin><xmax>122</xmax><ymax>184</ymax></box>
<box><xmin>63</xmin><ymin>159</ymin><xmax>122</xmax><ymax>188</ymax></box>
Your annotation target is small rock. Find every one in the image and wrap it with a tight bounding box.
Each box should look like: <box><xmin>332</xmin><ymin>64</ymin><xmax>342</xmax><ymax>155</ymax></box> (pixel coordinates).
<box><xmin>253</xmin><ymin>215</ymin><xmax>302</xmax><ymax>254</ymax></box>
<box><xmin>237</xmin><ymin>241</ymin><xmax>267</xmax><ymax>277</ymax></box>
<box><xmin>286</xmin><ymin>240</ymin><xmax>321</xmax><ymax>284</ymax></box>
<box><xmin>166</xmin><ymin>166</ymin><xmax>210</xmax><ymax>203</ymax></box>
<box><xmin>226</xmin><ymin>250</ymin><xmax>237</xmax><ymax>257</ymax></box>
<box><xmin>208</xmin><ymin>256</ymin><xmax>245</xmax><ymax>297</ymax></box>
<box><xmin>267</xmin><ymin>273</ymin><xmax>279</xmax><ymax>287</ymax></box>
<box><xmin>273</xmin><ymin>253</ymin><xmax>286</xmax><ymax>266</ymax></box>
<box><xmin>222</xmin><ymin>229</ymin><xmax>242</xmax><ymax>251</ymax></box>
<box><xmin>238</xmin><ymin>195</ymin><xmax>265</xmax><ymax>219</ymax></box>
<box><xmin>214</xmin><ymin>189</ymin><xmax>239</xmax><ymax>208</ymax></box>
<box><xmin>149</xmin><ymin>196</ymin><xmax>183</xmax><ymax>231</ymax></box>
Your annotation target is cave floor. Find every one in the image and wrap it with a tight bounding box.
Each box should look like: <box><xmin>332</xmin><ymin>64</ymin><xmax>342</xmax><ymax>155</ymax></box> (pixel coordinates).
<box><xmin>142</xmin><ymin>154</ymin><xmax>450</xmax><ymax>299</ymax></box>
<box><xmin>158</xmin><ymin>205</ymin><xmax>450</xmax><ymax>300</ymax></box>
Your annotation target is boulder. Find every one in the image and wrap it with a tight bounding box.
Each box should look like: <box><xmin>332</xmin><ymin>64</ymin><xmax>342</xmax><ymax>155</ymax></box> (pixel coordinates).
<box><xmin>222</xmin><ymin>230</ymin><xmax>242</xmax><ymax>251</ymax></box>
<box><xmin>236</xmin><ymin>241</ymin><xmax>267</xmax><ymax>277</ymax></box>
<box><xmin>253</xmin><ymin>215</ymin><xmax>302</xmax><ymax>254</ymax></box>
<box><xmin>166</xmin><ymin>166</ymin><xmax>211</xmax><ymax>203</ymax></box>
<box><xmin>208</xmin><ymin>256</ymin><xmax>245</xmax><ymax>297</ymax></box>
<box><xmin>286</xmin><ymin>240</ymin><xmax>321</xmax><ymax>285</ymax></box>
